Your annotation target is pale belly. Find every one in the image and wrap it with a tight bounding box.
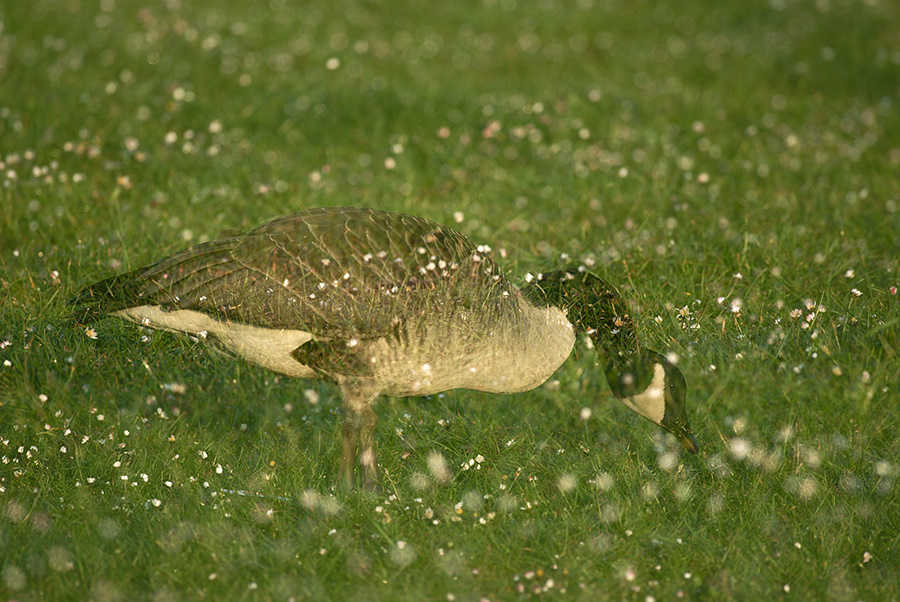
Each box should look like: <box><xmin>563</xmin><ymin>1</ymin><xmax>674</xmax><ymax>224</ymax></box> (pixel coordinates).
<box><xmin>113</xmin><ymin>303</ymin><xmax>575</xmax><ymax>398</ymax></box>
<box><xmin>370</xmin><ymin>338</ymin><xmax>570</xmax><ymax>397</ymax></box>
<box><xmin>368</xmin><ymin>307</ymin><xmax>576</xmax><ymax>397</ymax></box>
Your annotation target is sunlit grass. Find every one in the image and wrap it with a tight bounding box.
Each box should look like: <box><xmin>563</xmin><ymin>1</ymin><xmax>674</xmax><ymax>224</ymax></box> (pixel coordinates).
<box><xmin>2</xmin><ymin>0</ymin><xmax>899</xmax><ymax>599</ymax></box>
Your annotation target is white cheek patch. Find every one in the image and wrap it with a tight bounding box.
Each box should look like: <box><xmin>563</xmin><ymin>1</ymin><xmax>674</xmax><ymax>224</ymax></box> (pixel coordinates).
<box><xmin>620</xmin><ymin>362</ymin><xmax>666</xmax><ymax>425</ymax></box>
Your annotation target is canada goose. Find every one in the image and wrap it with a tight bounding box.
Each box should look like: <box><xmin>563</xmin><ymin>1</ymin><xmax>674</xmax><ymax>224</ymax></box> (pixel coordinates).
<box><xmin>73</xmin><ymin>207</ymin><xmax>699</xmax><ymax>489</ymax></box>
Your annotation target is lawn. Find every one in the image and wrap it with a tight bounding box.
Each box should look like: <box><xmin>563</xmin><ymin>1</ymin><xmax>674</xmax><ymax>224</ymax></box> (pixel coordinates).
<box><xmin>1</xmin><ymin>0</ymin><xmax>899</xmax><ymax>599</ymax></box>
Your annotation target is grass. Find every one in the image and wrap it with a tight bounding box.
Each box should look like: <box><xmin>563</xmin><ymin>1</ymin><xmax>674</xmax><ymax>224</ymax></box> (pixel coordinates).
<box><xmin>1</xmin><ymin>0</ymin><xmax>899</xmax><ymax>599</ymax></box>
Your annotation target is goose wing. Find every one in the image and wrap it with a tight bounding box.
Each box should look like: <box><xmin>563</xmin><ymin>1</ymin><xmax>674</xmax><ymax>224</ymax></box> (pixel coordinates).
<box><xmin>76</xmin><ymin>207</ymin><xmax>513</xmax><ymax>340</ymax></box>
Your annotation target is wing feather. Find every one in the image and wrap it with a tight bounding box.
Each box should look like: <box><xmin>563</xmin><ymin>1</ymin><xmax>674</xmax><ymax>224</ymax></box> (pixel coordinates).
<box><xmin>74</xmin><ymin>207</ymin><xmax>517</xmax><ymax>340</ymax></box>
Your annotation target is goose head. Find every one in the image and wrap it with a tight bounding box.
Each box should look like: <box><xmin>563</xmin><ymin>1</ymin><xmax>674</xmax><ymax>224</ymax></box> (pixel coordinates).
<box><xmin>601</xmin><ymin>349</ymin><xmax>699</xmax><ymax>454</ymax></box>
<box><xmin>528</xmin><ymin>268</ymin><xmax>699</xmax><ymax>454</ymax></box>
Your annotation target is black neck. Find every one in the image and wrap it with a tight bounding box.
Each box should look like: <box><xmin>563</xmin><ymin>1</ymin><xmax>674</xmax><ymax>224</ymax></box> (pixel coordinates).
<box><xmin>522</xmin><ymin>268</ymin><xmax>641</xmax><ymax>363</ymax></box>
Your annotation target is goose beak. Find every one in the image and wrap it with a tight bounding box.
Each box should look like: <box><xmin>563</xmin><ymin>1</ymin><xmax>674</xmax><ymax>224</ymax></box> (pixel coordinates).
<box><xmin>662</xmin><ymin>415</ymin><xmax>700</xmax><ymax>454</ymax></box>
<box><xmin>679</xmin><ymin>430</ymin><xmax>700</xmax><ymax>454</ymax></box>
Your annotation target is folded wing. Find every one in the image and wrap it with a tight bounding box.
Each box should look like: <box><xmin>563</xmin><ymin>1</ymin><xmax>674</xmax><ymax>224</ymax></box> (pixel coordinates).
<box><xmin>73</xmin><ymin>207</ymin><xmax>515</xmax><ymax>341</ymax></box>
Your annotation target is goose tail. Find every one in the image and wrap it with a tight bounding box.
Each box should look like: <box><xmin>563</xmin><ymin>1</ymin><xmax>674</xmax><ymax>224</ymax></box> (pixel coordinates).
<box><xmin>71</xmin><ymin>236</ymin><xmax>244</xmax><ymax>323</ymax></box>
<box><xmin>71</xmin><ymin>269</ymin><xmax>149</xmax><ymax>323</ymax></box>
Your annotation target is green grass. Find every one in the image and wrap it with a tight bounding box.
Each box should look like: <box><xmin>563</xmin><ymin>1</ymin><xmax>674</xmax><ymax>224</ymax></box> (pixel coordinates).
<box><xmin>2</xmin><ymin>0</ymin><xmax>899</xmax><ymax>599</ymax></box>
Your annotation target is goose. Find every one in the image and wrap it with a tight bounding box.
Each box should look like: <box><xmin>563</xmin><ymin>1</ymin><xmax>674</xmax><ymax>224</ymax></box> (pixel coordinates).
<box><xmin>73</xmin><ymin>207</ymin><xmax>699</xmax><ymax>489</ymax></box>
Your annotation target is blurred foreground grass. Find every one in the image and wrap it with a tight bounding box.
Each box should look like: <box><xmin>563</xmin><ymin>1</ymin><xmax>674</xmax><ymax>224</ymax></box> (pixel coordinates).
<box><xmin>1</xmin><ymin>0</ymin><xmax>899</xmax><ymax>599</ymax></box>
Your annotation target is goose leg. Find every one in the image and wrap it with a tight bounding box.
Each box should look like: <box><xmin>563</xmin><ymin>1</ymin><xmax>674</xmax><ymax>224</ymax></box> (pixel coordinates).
<box><xmin>339</xmin><ymin>410</ymin><xmax>361</xmax><ymax>489</ymax></box>
<box><xmin>357</xmin><ymin>405</ymin><xmax>379</xmax><ymax>490</ymax></box>
<box><xmin>338</xmin><ymin>379</ymin><xmax>381</xmax><ymax>490</ymax></box>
